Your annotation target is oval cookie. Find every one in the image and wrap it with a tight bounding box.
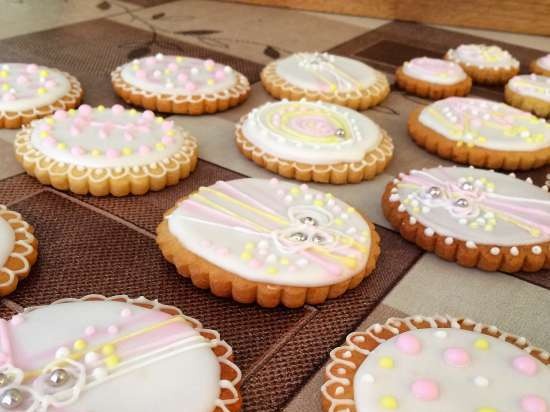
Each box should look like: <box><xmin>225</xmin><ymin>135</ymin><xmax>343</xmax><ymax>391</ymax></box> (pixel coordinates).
<box><xmin>505</xmin><ymin>74</ymin><xmax>550</xmax><ymax>118</ymax></box>
<box><xmin>531</xmin><ymin>54</ymin><xmax>550</xmax><ymax>77</ymax></box>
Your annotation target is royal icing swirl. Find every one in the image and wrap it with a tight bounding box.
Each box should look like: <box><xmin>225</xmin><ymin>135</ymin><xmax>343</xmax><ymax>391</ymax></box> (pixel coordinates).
<box><xmin>0</xmin><ymin>297</ymin><xmax>239</xmax><ymax>412</ymax></box>
<box><xmin>447</xmin><ymin>44</ymin><xmax>519</xmax><ymax>69</ymax></box>
<box><xmin>275</xmin><ymin>52</ymin><xmax>378</xmax><ymax>93</ymax></box>
<box><xmin>392</xmin><ymin>167</ymin><xmax>550</xmax><ymax>247</ymax></box>
<box><xmin>508</xmin><ymin>74</ymin><xmax>550</xmax><ymax>102</ymax></box>
<box><xmin>167</xmin><ymin>178</ymin><xmax>371</xmax><ymax>287</ymax></box>
<box><xmin>0</xmin><ymin>63</ymin><xmax>71</xmax><ymax>113</ymax></box>
<box><xmin>240</xmin><ymin>100</ymin><xmax>382</xmax><ymax>165</ymax></box>
<box><xmin>418</xmin><ymin>97</ymin><xmax>550</xmax><ymax>151</ymax></box>
<box><xmin>0</xmin><ymin>217</ymin><xmax>14</xmax><ymax>268</ymax></box>
<box><xmin>29</xmin><ymin>105</ymin><xmax>192</xmax><ymax>168</ymax></box>
<box><xmin>537</xmin><ymin>54</ymin><xmax>550</xmax><ymax>71</ymax></box>
<box><xmin>119</xmin><ymin>53</ymin><xmax>236</xmax><ymax>96</ymax></box>
<box><xmin>402</xmin><ymin>57</ymin><xmax>467</xmax><ymax>85</ymax></box>
<box><xmin>353</xmin><ymin>327</ymin><xmax>550</xmax><ymax>411</ymax></box>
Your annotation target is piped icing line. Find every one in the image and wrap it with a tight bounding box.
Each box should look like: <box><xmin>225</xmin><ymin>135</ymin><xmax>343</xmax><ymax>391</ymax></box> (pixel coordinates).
<box><xmin>216</xmin><ymin>180</ymin><xmax>280</xmax><ymax>215</ymax></box>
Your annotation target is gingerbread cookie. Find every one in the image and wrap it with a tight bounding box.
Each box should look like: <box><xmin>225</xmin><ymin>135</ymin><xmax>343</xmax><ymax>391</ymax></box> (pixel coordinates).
<box><xmin>408</xmin><ymin>97</ymin><xmax>550</xmax><ymax>170</ymax></box>
<box><xmin>505</xmin><ymin>74</ymin><xmax>550</xmax><ymax>118</ymax></box>
<box><xmin>261</xmin><ymin>52</ymin><xmax>389</xmax><ymax>110</ymax></box>
<box><xmin>396</xmin><ymin>57</ymin><xmax>472</xmax><ymax>99</ymax></box>
<box><xmin>0</xmin><ymin>294</ymin><xmax>241</xmax><ymax>411</ymax></box>
<box><xmin>157</xmin><ymin>178</ymin><xmax>380</xmax><ymax>308</ymax></box>
<box><xmin>382</xmin><ymin>166</ymin><xmax>550</xmax><ymax>273</ymax></box>
<box><xmin>0</xmin><ymin>63</ymin><xmax>82</xmax><ymax>129</ymax></box>
<box><xmin>445</xmin><ymin>44</ymin><xmax>520</xmax><ymax>85</ymax></box>
<box><xmin>0</xmin><ymin>205</ymin><xmax>37</xmax><ymax>296</ymax></box>
<box><xmin>14</xmin><ymin>104</ymin><xmax>198</xmax><ymax>196</ymax></box>
<box><xmin>531</xmin><ymin>54</ymin><xmax>550</xmax><ymax>76</ymax></box>
<box><xmin>322</xmin><ymin>315</ymin><xmax>550</xmax><ymax>412</ymax></box>
<box><xmin>235</xmin><ymin>100</ymin><xmax>393</xmax><ymax>184</ymax></box>
<box><xmin>111</xmin><ymin>54</ymin><xmax>250</xmax><ymax>115</ymax></box>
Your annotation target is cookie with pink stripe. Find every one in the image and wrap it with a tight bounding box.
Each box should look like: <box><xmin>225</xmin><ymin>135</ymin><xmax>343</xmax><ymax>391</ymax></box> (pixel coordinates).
<box><xmin>322</xmin><ymin>315</ymin><xmax>550</xmax><ymax>412</ymax></box>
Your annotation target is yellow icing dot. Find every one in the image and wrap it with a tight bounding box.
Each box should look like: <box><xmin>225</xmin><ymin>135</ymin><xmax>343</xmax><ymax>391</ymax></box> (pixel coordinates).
<box><xmin>155</xmin><ymin>116</ymin><xmax>164</xmax><ymax>123</ymax></box>
<box><xmin>56</xmin><ymin>142</ymin><xmax>67</xmax><ymax>150</ymax></box>
<box><xmin>329</xmin><ymin>84</ymin><xmax>337</xmax><ymax>92</ymax></box>
<box><xmin>279</xmin><ymin>257</ymin><xmax>289</xmax><ymax>265</ymax></box>
<box><xmin>45</xmin><ymin>117</ymin><xmax>55</xmax><ymax>125</ymax></box>
<box><xmin>68</xmin><ymin>109</ymin><xmax>76</xmax><ymax>116</ymax></box>
<box><xmin>525</xmin><ymin>137</ymin><xmax>533</xmax><ymax>143</ymax></box>
<box><xmin>0</xmin><ymin>71</ymin><xmax>7</xmax><ymax>78</ymax></box>
<box><xmin>1</xmin><ymin>84</ymin><xmax>9</xmax><ymax>91</ymax></box>
<box><xmin>155</xmin><ymin>142</ymin><xmax>165</xmax><ymax>151</ymax></box>
<box><xmin>101</xmin><ymin>344</ymin><xmax>115</xmax><ymax>356</ymax></box>
<box><xmin>379</xmin><ymin>396</ymin><xmax>398</xmax><ymax>409</ymax></box>
<box><xmin>176</xmin><ymin>56</ymin><xmax>184</xmax><ymax>63</ymax></box>
<box><xmin>73</xmin><ymin>339</ymin><xmax>87</xmax><ymax>351</ymax></box>
<box><xmin>240</xmin><ymin>252</ymin><xmax>252</xmax><ymax>261</ymax></box>
<box><xmin>477</xmin><ymin>136</ymin><xmax>487</xmax><ymax>143</ymax></box>
<box><xmin>313</xmin><ymin>200</ymin><xmax>324</xmax><ymax>207</ymax></box>
<box><xmin>166</xmin><ymin>129</ymin><xmax>175</xmax><ymax>136</ymax></box>
<box><xmin>489</xmin><ymin>219</ymin><xmax>497</xmax><ymax>225</ymax></box>
<box><xmin>477</xmin><ymin>408</ymin><xmax>497</xmax><ymax>412</ymax></box>
<box><xmin>266</xmin><ymin>266</ymin><xmax>278</xmax><ymax>275</ymax></box>
<box><xmin>132</xmin><ymin>64</ymin><xmax>139</xmax><ymax>71</ymax></box>
<box><xmin>245</xmin><ymin>242</ymin><xmax>255</xmax><ymax>250</ymax></box>
<box><xmin>533</xmin><ymin>134</ymin><xmax>544</xmax><ymax>142</ymax></box>
<box><xmin>325</xmin><ymin>193</ymin><xmax>334</xmax><ymax>199</ymax></box>
<box><xmin>37</xmin><ymin>87</ymin><xmax>47</xmax><ymax>95</ymax></box>
<box><xmin>486</xmin><ymin>183</ymin><xmax>495</xmax><ymax>190</ymax></box>
<box><xmin>290</xmin><ymin>186</ymin><xmax>301</xmax><ymax>196</ymax></box>
<box><xmin>91</xmin><ymin>149</ymin><xmax>102</xmax><ymax>156</ymax></box>
<box><xmin>474</xmin><ymin>338</ymin><xmax>490</xmax><ymax>350</ymax></box>
<box><xmin>206</xmin><ymin>65</ymin><xmax>215</xmax><ymax>72</ymax></box>
<box><xmin>403</xmin><ymin>199</ymin><xmax>410</xmax><ymax>205</ymax></box>
<box><xmin>97</xmin><ymin>105</ymin><xmax>105</xmax><ymax>112</ymax></box>
<box><xmin>129</xmin><ymin>109</ymin><xmax>137</xmax><ymax>116</ymax></box>
<box><xmin>207</xmin><ymin>78</ymin><xmax>214</xmax><ymax>85</ymax></box>
<box><xmin>122</xmin><ymin>147</ymin><xmax>133</xmax><ymax>156</ymax></box>
<box><xmin>105</xmin><ymin>354</ymin><xmax>120</xmax><ymax>369</ymax></box>
<box><xmin>378</xmin><ymin>356</ymin><xmax>394</xmax><ymax>369</ymax></box>
<box><xmin>334</xmin><ymin>218</ymin><xmax>343</xmax><ymax>226</ymax></box>
<box><xmin>39</xmin><ymin>131</ymin><xmax>49</xmax><ymax>138</ymax></box>
<box><xmin>39</xmin><ymin>69</ymin><xmax>49</xmax><ymax>77</ymax></box>
<box><xmin>412</xmin><ymin>207</ymin><xmax>420</xmax><ymax>214</ymax></box>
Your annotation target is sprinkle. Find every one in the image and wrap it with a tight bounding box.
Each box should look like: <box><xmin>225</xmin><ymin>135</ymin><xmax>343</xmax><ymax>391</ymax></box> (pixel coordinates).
<box><xmin>105</xmin><ymin>354</ymin><xmax>120</xmax><ymax>369</ymax></box>
<box><xmin>474</xmin><ymin>338</ymin><xmax>490</xmax><ymax>350</ymax></box>
<box><xmin>73</xmin><ymin>339</ymin><xmax>87</xmax><ymax>351</ymax></box>
<box><xmin>379</xmin><ymin>396</ymin><xmax>398</xmax><ymax>409</ymax></box>
<box><xmin>266</xmin><ymin>266</ymin><xmax>278</xmax><ymax>275</ymax></box>
<box><xmin>378</xmin><ymin>356</ymin><xmax>394</xmax><ymax>369</ymax></box>
<box><xmin>101</xmin><ymin>344</ymin><xmax>116</xmax><ymax>356</ymax></box>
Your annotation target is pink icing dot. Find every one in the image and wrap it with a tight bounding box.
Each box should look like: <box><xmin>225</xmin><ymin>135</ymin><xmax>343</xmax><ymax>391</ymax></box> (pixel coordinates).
<box><xmin>521</xmin><ymin>395</ymin><xmax>547</xmax><ymax>412</ymax></box>
<box><xmin>214</xmin><ymin>69</ymin><xmax>225</xmax><ymax>80</ymax></box>
<box><xmin>396</xmin><ymin>333</ymin><xmax>422</xmax><ymax>355</ymax></box>
<box><xmin>136</xmin><ymin>70</ymin><xmax>146</xmax><ymax>79</ymax></box>
<box><xmin>112</xmin><ymin>104</ymin><xmax>125</xmax><ymax>115</ymax></box>
<box><xmin>177</xmin><ymin>73</ymin><xmax>188</xmax><ymax>83</ymax></box>
<box><xmin>513</xmin><ymin>355</ymin><xmax>538</xmax><ymax>376</ymax></box>
<box><xmin>138</xmin><ymin>144</ymin><xmax>151</xmax><ymax>155</ymax></box>
<box><xmin>71</xmin><ymin>146</ymin><xmax>84</xmax><ymax>156</ymax></box>
<box><xmin>185</xmin><ymin>82</ymin><xmax>196</xmax><ymax>92</ymax></box>
<box><xmin>10</xmin><ymin>314</ymin><xmax>24</xmax><ymax>326</ymax></box>
<box><xmin>54</xmin><ymin>110</ymin><xmax>67</xmax><ymax>120</ymax></box>
<box><xmin>249</xmin><ymin>259</ymin><xmax>261</xmax><ymax>269</ymax></box>
<box><xmin>108</xmin><ymin>325</ymin><xmax>119</xmax><ymax>335</ymax></box>
<box><xmin>444</xmin><ymin>347</ymin><xmax>470</xmax><ymax>367</ymax></box>
<box><xmin>45</xmin><ymin>80</ymin><xmax>57</xmax><ymax>88</ymax></box>
<box><xmin>145</xmin><ymin>57</ymin><xmax>156</xmax><ymax>66</ymax></box>
<box><xmin>161</xmin><ymin>136</ymin><xmax>173</xmax><ymax>144</ymax></box>
<box><xmin>411</xmin><ymin>379</ymin><xmax>439</xmax><ymax>401</ymax></box>
<box><xmin>106</xmin><ymin>148</ymin><xmax>120</xmax><ymax>159</ymax></box>
<box><xmin>142</xmin><ymin>110</ymin><xmax>155</xmax><ymax>121</ymax></box>
<box><xmin>84</xmin><ymin>326</ymin><xmax>96</xmax><ymax>336</ymax></box>
<box><xmin>78</xmin><ymin>104</ymin><xmax>92</xmax><ymax>115</ymax></box>
<box><xmin>152</xmin><ymin>70</ymin><xmax>162</xmax><ymax>79</ymax></box>
<box><xmin>16</xmin><ymin>75</ymin><xmax>28</xmax><ymax>85</ymax></box>
<box><xmin>168</xmin><ymin>62</ymin><xmax>178</xmax><ymax>71</ymax></box>
<box><xmin>43</xmin><ymin>137</ymin><xmax>56</xmax><ymax>146</ymax></box>
<box><xmin>217</xmin><ymin>247</ymin><xmax>229</xmax><ymax>256</ymax></box>
<box><xmin>26</xmin><ymin>64</ymin><xmax>38</xmax><ymax>74</ymax></box>
<box><xmin>120</xmin><ymin>308</ymin><xmax>132</xmax><ymax>318</ymax></box>
<box><xmin>162</xmin><ymin>120</ymin><xmax>174</xmax><ymax>131</ymax></box>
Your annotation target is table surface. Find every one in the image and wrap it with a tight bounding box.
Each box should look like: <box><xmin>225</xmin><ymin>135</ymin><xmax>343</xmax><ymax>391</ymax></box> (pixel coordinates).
<box><xmin>0</xmin><ymin>1</ymin><xmax>549</xmax><ymax>411</ymax></box>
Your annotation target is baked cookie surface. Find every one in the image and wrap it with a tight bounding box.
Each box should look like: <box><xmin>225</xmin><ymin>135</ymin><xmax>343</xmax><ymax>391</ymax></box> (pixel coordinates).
<box><xmin>531</xmin><ymin>54</ymin><xmax>550</xmax><ymax>76</ymax></box>
<box><xmin>505</xmin><ymin>74</ymin><xmax>550</xmax><ymax>118</ymax></box>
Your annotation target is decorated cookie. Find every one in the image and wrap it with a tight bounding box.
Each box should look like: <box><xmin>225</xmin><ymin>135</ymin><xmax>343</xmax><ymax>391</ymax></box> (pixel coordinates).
<box><xmin>395</xmin><ymin>57</ymin><xmax>472</xmax><ymax>99</ymax></box>
<box><xmin>14</xmin><ymin>104</ymin><xmax>198</xmax><ymax>196</ymax></box>
<box><xmin>157</xmin><ymin>178</ymin><xmax>380</xmax><ymax>308</ymax></box>
<box><xmin>0</xmin><ymin>205</ymin><xmax>37</xmax><ymax>296</ymax></box>
<box><xmin>111</xmin><ymin>54</ymin><xmax>250</xmax><ymax>115</ymax></box>
<box><xmin>322</xmin><ymin>315</ymin><xmax>550</xmax><ymax>412</ymax></box>
<box><xmin>505</xmin><ymin>74</ymin><xmax>550</xmax><ymax>118</ymax></box>
<box><xmin>0</xmin><ymin>63</ymin><xmax>82</xmax><ymax>129</ymax></box>
<box><xmin>261</xmin><ymin>52</ymin><xmax>390</xmax><ymax>110</ymax></box>
<box><xmin>445</xmin><ymin>44</ymin><xmax>520</xmax><ymax>85</ymax></box>
<box><xmin>408</xmin><ymin>97</ymin><xmax>550</xmax><ymax>170</ymax></box>
<box><xmin>0</xmin><ymin>294</ymin><xmax>242</xmax><ymax>411</ymax></box>
<box><xmin>235</xmin><ymin>100</ymin><xmax>393</xmax><ymax>184</ymax></box>
<box><xmin>382</xmin><ymin>166</ymin><xmax>550</xmax><ymax>273</ymax></box>
<box><xmin>531</xmin><ymin>54</ymin><xmax>550</xmax><ymax>76</ymax></box>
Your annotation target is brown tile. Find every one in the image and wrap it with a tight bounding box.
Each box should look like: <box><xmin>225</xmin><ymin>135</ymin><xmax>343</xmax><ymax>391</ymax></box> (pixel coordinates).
<box><xmin>0</xmin><ymin>174</ymin><xmax>44</xmax><ymax>205</ymax></box>
<box><xmin>0</xmin><ymin>140</ymin><xmax>24</xmax><ymax>180</ymax></box>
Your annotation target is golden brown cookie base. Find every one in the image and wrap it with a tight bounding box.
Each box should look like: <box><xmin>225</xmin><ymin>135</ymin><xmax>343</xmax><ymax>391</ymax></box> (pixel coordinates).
<box><xmin>445</xmin><ymin>52</ymin><xmax>519</xmax><ymax>85</ymax></box>
<box><xmin>260</xmin><ymin>61</ymin><xmax>390</xmax><ymax>110</ymax></box>
<box><xmin>395</xmin><ymin>67</ymin><xmax>472</xmax><ymax>99</ymax></box>
<box><xmin>505</xmin><ymin>86</ymin><xmax>550</xmax><ymax>118</ymax></box>
<box><xmin>531</xmin><ymin>60</ymin><xmax>550</xmax><ymax>77</ymax></box>
<box><xmin>111</xmin><ymin>67</ymin><xmax>250</xmax><ymax>115</ymax></box>
<box><xmin>322</xmin><ymin>315</ymin><xmax>550</xmax><ymax>411</ymax></box>
<box><xmin>14</xmin><ymin>126</ymin><xmax>199</xmax><ymax>197</ymax></box>
<box><xmin>156</xmin><ymin>202</ymin><xmax>381</xmax><ymax>309</ymax></box>
<box><xmin>0</xmin><ymin>205</ymin><xmax>38</xmax><ymax>296</ymax></box>
<box><xmin>0</xmin><ymin>72</ymin><xmax>83</xmax><ymax>129</ymax></box>
<box><xmin>381</xmin><ymin>182</ymin><xmax>550</xmax><ymax>273</ymax></box>
<box><xmin>408</xmin><ymin>107</ymin><xmax>550</xmax><ymax>170</ymax></box>
<box><xmin>235</xmin><ymin>120</ymin><xmax>393</xmax><ymax>184</ymax></box>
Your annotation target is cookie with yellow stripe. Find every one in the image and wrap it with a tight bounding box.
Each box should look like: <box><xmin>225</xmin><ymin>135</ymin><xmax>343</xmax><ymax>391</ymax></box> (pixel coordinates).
<box><xmin>156</xmin><ymin>178</ymin><xmax>380</xmax><ymax>308</ymax></box>
<box><xmin>408</xmin><ymin>97</ymin><xmax>550</xmax><ymax>170</ymax></box>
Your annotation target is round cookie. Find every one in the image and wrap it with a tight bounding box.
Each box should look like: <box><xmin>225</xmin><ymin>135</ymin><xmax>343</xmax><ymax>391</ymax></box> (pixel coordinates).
<box><xmin>0</xmin><ymin>205</ymin><xmax>37</xmax><ymax>296</ymax></box>
<box><xmin>531</xmin><ymin>54</ymin><xmax>550</xmax><ymax>76</ymax></box>
<box><xmin>0</xmin><ymin>63</ymin><xmax>82</xmax><ymax>129</ymax></box>
<box><xmin>261</xmin><ymin>52</ymin><xmax>389</xmax><ymax>110</ymax></box>
<box><xmin>157</xmin><ymin>178</ymin><xmax>380</xmax><ymax>308</ymax></box>
<box><xmin>0</xmin><ymin>294</ymin><xmax>242</xmax><ymax>412</ymax></box>
<box><xmin>235</xmin><ymin>100</ymin><xmax>393</xmax><ymax>184</ymax></box>
<box><xmin>445</xmin><ymin>44</ymin><xmax>520</xmax><ymax>85</ymax></box>
<box><xmin>505</xmin><ymin>74</ymin><xmax>550</xmax><ymax>118</ymax></box>
<box><xmin>382</xmin><ymin>166</ymin><xmax>550</xmax><ymax>273</ymax></box>
<box><xmin>14</xmin><ymin>104</ymin><xmax>198</xmax><ymax>196</ymax></box>
<box><xmin>408</xmin><ymin>97</ymin><xmax>550</xmax><ymax>170</ymax></box>
<box><xmin>395</xmin><ymin>57</ymin><xmax>472</xmax><ymax>99</ymax></box>
<box><xmin>111</xmin><ymin>54</ymin><xmax>250</xmax><ymax>115</ymax></box>
<box><xmin>322</xmin><ymin>315</ymin><xmax>550</xmax><ymax>412</ymax></box>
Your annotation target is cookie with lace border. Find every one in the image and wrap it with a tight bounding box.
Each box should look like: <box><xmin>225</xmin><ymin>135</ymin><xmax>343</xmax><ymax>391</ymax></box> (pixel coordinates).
<box><xmin>0</xmin><ymin>205</ymin><xmax>37</xmax><ymax>296</ymax></box>
<box><xmin>321</xmin><ymin>315</ymin><xmax>550</xmax><ymax>412</ymax></box>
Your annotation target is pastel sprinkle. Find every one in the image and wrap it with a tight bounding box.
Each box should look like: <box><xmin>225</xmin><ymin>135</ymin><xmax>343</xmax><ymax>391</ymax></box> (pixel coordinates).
<box><xmin>395</xmin><ymin>333</ymin><xmax>422</xmax><ymax>355</ymax></box>
<box><xmin>513</xmin><ymin>355</ymin><xmax>538</xmax><ymax>376</ymax></box>
<box><xmin>411</xmin><ymin>379</ymin><xmax>439</xmax><ymax>401</ymax></box>
<box><xmin>521</xmin><ymin>395</ymin><xmax>547</xmax><ymax>412</ymax></box>
<box><xmin>474</xmin><ymin>338</ymin><xmax>490</xmax><ymax>350</ymax></box>
<box><xmin>379</xmin><ymin>396</ymin><xmax>398</xmax><ymax>409</ymax></box>
<box><xmin>101</xmin><ymin>344</ymin><xmax>115</xmax><ymax>356</ymax></box>
<box><xmin>105</xmin><ymin>354</ymin><xmax>120</xmax><ymax>369</ymax></box>
<box><xmin>444</xmin><ymin>347</ymin><xmax>470</xmax><ymax>367</ymax></box>
<box><xmin>73</xmin><ymin>339</ymin><xmax>87</xmax><ymax>351</ymax></box>
<box><xmin>378</xmin><ymin>356</ymin><xmax>394</xmax><ymax>369</ymax></box>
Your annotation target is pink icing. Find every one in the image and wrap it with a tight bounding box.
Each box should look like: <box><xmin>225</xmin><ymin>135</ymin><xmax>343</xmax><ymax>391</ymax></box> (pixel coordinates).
<box><xmin>395</xmin><ymin>333</ymin><xmax>422</xmax><ymax>355</ymax></box>
<box><xmin>16</xmin><ymin>75</ymin><xmax>28</xmax><ymax>85</ymax></box>
<box><xmin>411</xmin><ymin>379</ymin><xmax>439</xmax><ymax>401</ymax></box>
<box><xmin>138</xmin><ymin>144</ymin><xmax>151</xmax><ymax>155</ymax></box>
<box><xmin>70</xmin><ymin>146</ymin><xmax>84</xmax><ymax>156</ymax></box>
<box><xmin>108</xmin><ymin>325</ymin><xmax>119</xmax><ymax>334</ymax></box>
<box><xmin>217</xmin><ymin>247</ymin><xmax>229</xmax><ymax>256</ymax></box>
<box><xmin>26</xmin><ymin>64</ymin><xmax>38</xmax><ymax>74</ymax></box>
<box><xmin>162</xmin><ymin>136</ymin><xmax>173</xmax><ymax>144</ymax></box>
<box><xmin>177</xmin><ymin>73</ymin><xmax>188</xmax><ymax>83</ymax></box>
<box><xmin>106</xmin><ymin>148</ymin><xmax>120</xmax><ymax>159</ymax></box>
<box><xmin>444</xmin><ymin>347</ymin><xmax>470</xmax><ymax>367</ymax></box>
<box><xmin>112</xmin><ymin>104</ymin><xmax>125</xmax><ymax>115</ymax></box>
<box><xmin>513</xmin><ymin>355</ymin><xmax>538</xmax><ymax>376</ymax></box>
<box><xmin>185</xmin><ymin>82</ymin><xmax>196</xmax><ymax>92</ymax></box>
<box><xmin>84</xmin><ymin>326</ymin><xmax>97</xmax><ymax>336</ymax></box>
<box><xmin>54</xmin><ymin>110</ymin><xmax>67</xmax><ymax>120</ymax></box>
<box><xmin>142</xmin><ymin>110</ymin><xmax>155</xmax><ymax>121</ymax></box>
<box><xmin>43</xmin><ymin>137</ymin><xmax>56</xmax><ymax>147</ymax></box>
<box><xmin>136</xmin><ymin>70</ymin><xmax>146</xmax><ymax>79</ymax></box>
<box><xmin>121</xmin><ymin>308</ymin><xmax>132</xmax><ymax>318</ymax></box>
<box><xmin>78</xmin><ymin>104</ymin><xmax>92</xmax><ymax>116</ymax></box>
<box><xmin>289</xmin><ymin>115</ymin><xmax>336</xmax><ymax>137</ymax></box>
<box><xmin>249</xmin><ymin>259</ymin><xmax>262</xmax><ymax>269</ymax></box>
<box><xmin>521</xmin><ymin>395</ymin><xmax>548</xmax><ymax>412</ymax></box>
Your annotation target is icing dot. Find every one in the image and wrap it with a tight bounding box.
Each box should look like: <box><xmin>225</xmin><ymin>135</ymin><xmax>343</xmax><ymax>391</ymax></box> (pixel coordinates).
<box><xmin>379</xmin><ymin>396</ymin><xmax>398</xmax><ymax>410</ymax></box>
<box><xmin>521</xmin><ymin>395</ymin><xmax>547</xmax><ymax>412</ymax></box>
<box><xmin>78</xmin><ymin>104</ymin><xmax>92</xmax><ymax>115</ymax></box>
<box><xmin>217</xmin><ymin>247</ymin><xmax>229</xmax><ymax>256</ymax></box>
<box><xmin>185</xmin><ymin>82</ymin><xmax>197</xmax><ymax>92</ymax></box>
<box><xmin>395</xmin><ymin>333</ymin><xmax>422</xmax><ymax>355</ymax></box>
<box><xmin>73</xmin><ymin>339</ymin><xmax>87</xmax><ymax>351</ymax></box>
<box><xmin>92</xmin><ymin>367</ymin><xmax>108</xmax><ymax>380</ymax></box>
<box><xmin>444</xmin><ymin>347</ymin><xmax>470</xmax><ymax>367</ymax></box>
<box><xmin>112</xmin><ymin>104</ymin><xmax>125</xmax><ymax>115</ymax></box>
<box><xmin>249</xmin><ymin>259</ymin><xmax>261</xmax><ymax>269</ymax></box>
<box><xmin>411</xmin><ymin>379</ymin><xmax>439</xmax><ymax>401</ymax></box>
<box><xmin>120</xmin><ymin>308</ymin><xmax>132</xmax><ymax>318</ymax></box>
<box><xmin>477</xmin><ymin>408</ymin><xmax>498</xmax><ymax>412</ymax></box>
<box><xmin>102</xmin><ymin>344</ymin><xmax>116</xmax><ymax>356</ymax></box>
<box><xmin>106</xmin><ymin>149</ymin><xmax>120</xmax><ymax>159</ymax></box>
<box><xmin>55</xmin><ymin>347</ymin><xmax>70</xmax><ymax>359</ymax></box>
<box><xmin>108</xmin><ymin>325</ymin><xmax>119</xmax><ymax>335</ymax></box>
<box><xmin>54</xmin><ymin>110</ymin><xmax>67</xmax><ymax>120</ymax></box>
<box><xmin>85</xmin><ymin>352</ymin><xmax>100</xmax><ymax>365</ymax></box>
<box><xmin>434</xmin><ymin>330</ymin><xmax>447</xmax><ymax>339</ymax></box>
<box><xmin>105</xmin><ymin>354</ymin><xmax>120</xmax><ymax>368</ymax></box>
<box><xmin>26</xmin><ymin>64</ymin><xmax>37</xmax><ymax>73</ymax></box>
<box><xmin>138</xmin><ymin>144</ymin><xmax>151</xmax><ymax>155</ymax></box>
<box><xmin>513</xmin><ymin>355</ymin><xmax>538</xmax><ymax>376</ymax></box>
<box><xmin>474</xmin><ymin>376</ymin><xmax>489</xmax><ymax>387</ymax></box>
<box><xmin>362</xmin><ymin>373</ymin><xmax>375</xmax><ymax>384</ymax></box>
<box><xmin>474</xmin><ymin>338</ymin><xmax>490</xmax><ymax>350</ymax></box>
<box><xmin>378</xmin><ymin>356</ymin><xmax>394</xmax><ymax>369</ymax></box>
<box><xmin>84</xmin><ymin>326</ymin><xmax>96</xmax><ymax>336</ymax></box>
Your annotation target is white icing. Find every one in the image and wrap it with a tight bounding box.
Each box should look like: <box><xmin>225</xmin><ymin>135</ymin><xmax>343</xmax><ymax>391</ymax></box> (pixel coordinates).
<box><xmin>275</xmin><ymin>52</ymin><xmax>378</xmax><ymax>93</ymax></box>
<box><xmin>402</xmin><ymin>57</ymin><xmax>467</xmax><ymax>85</ymax></box>
<box><xmin>419</xmin><ymin>97</ymin><xmax>550</xmax><ymax>152</ymax></box>
<box><xmin>29</xmin><ymin>105</ymin><xmax>190</xmax><ymax>168</ymax></box>
<box><xmin>537</xmin><ymin>54</ymin><xmax>550</xmax><ymax>71</ymax></box>
<box><xmin>241</xmin><ymin>100</ymin><xmax>382</xmax><ymax>165</ymax></box>
<box><xmin>396</xmin><ymin>167</ymin><xmax>550</xmax><ymax>246</ymax></box>
<box><xmin>0</xmin><ymin>63</ymin><xmax>71</xmax><ymax>112</ymax></box>
<box><xmin>120</xmin><ymin>54</ymin><xmax>236</xmax><ymax>96</ymax></box>
<box><xmin>508</xmin><ymin>74</ymin><xmax>550</xmax><ymax>102</ymax></box>
<box><xmin>4</xmin><ymin>300</ymin><xmax>221</xmax><ymax>412</ymax></box>
<box><xmin>167</xmin><ymin>178</ymin><xmax>371</xmax><ymax>287</ymax></box>
<box><xmin>354</xmin><ymin>328</ymin><xmax>550</xmax><ymax>412</ymax></box>
<box><xmin>0</xmin><ymin>217</ymin><xmax>15</xmax><ymax>267</ymax></box>
<box><xmin>447</xmin><ymin>44</ymin><xmax>519</xmax><ymax>69</ymax></box>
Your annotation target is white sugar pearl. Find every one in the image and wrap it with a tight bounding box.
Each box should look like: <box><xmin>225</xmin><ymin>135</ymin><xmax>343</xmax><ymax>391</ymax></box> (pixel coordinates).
<box><xmin>434</xmin><ymin>330</ymin><xmax>447</xmax><ymax>339</ymax></box>
<box><xmin>55</xmin><ymin>347</ymin><xmax>70</xmax><ymax>359</ymax></box>
<box><xmin>361</xmin><ymin>374</ymin><xmax>375</xmax><ymax>384</ymax></box>
<box><xmin>474</xmin><ymin>376</ymin><xmax>489</xmax><ymax>387</ymax></box>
